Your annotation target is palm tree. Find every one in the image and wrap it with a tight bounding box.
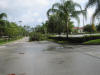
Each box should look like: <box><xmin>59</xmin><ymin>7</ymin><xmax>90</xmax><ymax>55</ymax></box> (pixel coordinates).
<box><xmin>47</xmin><ymin>14</ymin><xmax>65</xmax><ymax>35</ymax></box>
<box><xmin>0</xmin><ymin>13</ymin><xmax>7</xmax><ymax>20</ymax></box>
<box><xmin>85</xmin><ymin>0</ymin><xmax>100</xmax><ymax>32</ymax></box>
<box><xmin>47</xmin><ymin>0</ymin><xmax>86</xmax><ymax>39</ymax></box>
<box><xmin>0</xmin><ymin>13</ymin><xmax>7</xmax><ymax>37</ymax></box>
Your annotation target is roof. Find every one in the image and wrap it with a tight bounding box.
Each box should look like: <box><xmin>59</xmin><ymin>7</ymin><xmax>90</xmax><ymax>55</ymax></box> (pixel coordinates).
<box><xmin>73</xmin><ymin>27</ymin><xmax>83</xmax><ymax>29</ymax></box>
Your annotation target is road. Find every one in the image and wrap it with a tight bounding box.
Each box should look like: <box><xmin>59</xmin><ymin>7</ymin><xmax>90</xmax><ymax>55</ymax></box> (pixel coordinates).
<box><xmin>0</xmin><ymin>37</ymin><xmax>100</xmax><ymax>75</ymax></box>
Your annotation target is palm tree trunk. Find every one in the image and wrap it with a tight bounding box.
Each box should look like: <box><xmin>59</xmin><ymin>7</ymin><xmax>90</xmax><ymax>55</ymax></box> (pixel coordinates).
<box><xmin>92</xmin><ymin>23</ymin><xmax>96</xmax><ymax>32</ymax></box>
<box><xmin>92</xmin><ymin>17</ymin><xmax>96</xmax><ymax>32</ymax></box>
<box><xmin>66</xmin><ymin>21</ymin><xmax>69</xmax><ymax>39</ymax></box>
<box><xmin>83</xmin><ymin>16</ymin><xmax>85</xmax><ymax>27</ymax></box>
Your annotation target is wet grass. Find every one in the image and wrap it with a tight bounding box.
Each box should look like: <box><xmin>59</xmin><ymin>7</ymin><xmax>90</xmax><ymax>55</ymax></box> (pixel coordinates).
<box><xmin>0</xmin><ymin>39</ymin><xmax>8</xmax><ymax>45</ymax></box>
<box><xmin>83</xmin><ymin>39</ymin><xmax>100</xmax><ymax>45</ymax></box>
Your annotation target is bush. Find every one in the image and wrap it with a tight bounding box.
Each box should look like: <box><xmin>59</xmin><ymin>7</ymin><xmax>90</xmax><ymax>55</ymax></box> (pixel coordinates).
<box><xmin>48</xmin><ymin>35</ymin><xmax>100</xmax><ymax>44</ymax></box>
<box><xmin>84</xmin><ymin>24</ymin><xmax>96</xmax><ymax>33</ymax></box>
<box><xmin>96</xmin><ymin>23</ymin><xmax>100</xmax><ymax>32</ymax></box>
<box><xmin>29</xmin><ymin>32</ymin><xmax>47</xmax><ymax>41</ymax></box>
<box><xmin>83</xmin><ymin>39</ymin><xmax>100</xmax><ymax>45</ymax></box>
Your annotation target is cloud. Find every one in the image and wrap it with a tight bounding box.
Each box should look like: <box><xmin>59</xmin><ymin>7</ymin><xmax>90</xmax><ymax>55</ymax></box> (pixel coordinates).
<box><xmin>36</xmin><ymin>0</ymin><xmax>49</xmax><ymax>6</ymax></box>
<box><xmin>33</xmin><ymin>12</ymin><xmax>39</xmax><ymax>17</ymax></box>
<box><xmin>37</xmin><ymin>18</ymin><xmax>43</xmax><ymax>23</ymax></box>
<box><xmin>0</xmin><ymin>0</ymin><xmax>8</xmax><ymax>9</ymax></box>
<box><xmin>0</xmin><ymin>0</ymin><xmax>96</xmax><ymax>27</ymax></box>
<box><xmin>73</xmin><ymin>0</ymin><xmax>88</xmax><ymax>4</ymax></box>
<box><xmin>0</xmin><ymin>0</ymin><xmax>57</xmax><ymax>26</ymax></box>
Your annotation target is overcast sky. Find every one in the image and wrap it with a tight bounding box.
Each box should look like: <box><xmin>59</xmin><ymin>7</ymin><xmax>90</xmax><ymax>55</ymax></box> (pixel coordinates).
<box><xmin>0</xmin><ymin>0</ymin><xmax>96</xmax><ymax>27</ymax></box>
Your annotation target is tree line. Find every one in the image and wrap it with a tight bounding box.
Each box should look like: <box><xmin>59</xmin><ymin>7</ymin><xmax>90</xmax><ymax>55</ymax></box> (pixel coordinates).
<box><xmin>31</xmin><ymin>0</ymin><xmax>86</xmax><ymax>39</ymax></box>
<box><xmin>31</xmin><ymin>0</ymin><xmax>100</xmax><ymax>39</ymax></box>
<box><xmin>0</xmin><ymin>13</ymin><xmax>29</xmax><ymax>39</ymax></box>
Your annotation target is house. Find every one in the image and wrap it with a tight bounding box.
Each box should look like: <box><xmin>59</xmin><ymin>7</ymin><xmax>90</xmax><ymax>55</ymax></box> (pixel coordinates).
<box><xmin>73</xmin><ymin>27</ymin><xmax>84</xmax><ymax>33</ymax></box>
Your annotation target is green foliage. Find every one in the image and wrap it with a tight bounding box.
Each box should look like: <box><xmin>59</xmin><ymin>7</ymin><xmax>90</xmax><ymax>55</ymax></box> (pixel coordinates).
<box><xmin>33</xmin><ymin>24</ymin><xmax>47</xmax><ymax>34</ymax></box>
<box><xmin>48</xmin><ymin>35</ymin><xmax>100</xmax><ymax>44</ymax></box>
<box><xmin>85</xmin><ymin>0</ymin><xmax>100</xmax><ymax>31</ymax></box>
<box><xmin>47</xmin><ymin>14</ymin><xmax>65</xmax><ymax>34</ymax></box>
<box><xmin>96</xmin><ymin>23</ymin><xmax>100</xmax><ymax>32</ymax></box>
<box><xmin>0</xmin><ymin>13</ymin><xmax>7</xmax><ymax>20</ymax></box>
<box><xmin>0</xmin><ymin>36</ymin><xmax>23</xmax><ymax>45</ymax></box>
<box><xmin>86</xmin><ymin>0</ymin><xmax>100</xmax><ymax>24</ymax></box>
<box><xmin>83</xmin><ymin>39</ymin><xmax>100</xmax><ymax>45</ymax></box>
<box><xmin>47</xmin><ymin>0</ymin><xmax>85</xmax><ymax>38</ymax></box>
<box><xmin>83</xmin><ymin>24</ymin><xmax>96</xmax><ymax>32</ymax></box>
<box><xmin>29</xmin><ymin>22</ymin><xmax>48</xmax><ymax>41</ymax></box>
<box><xmin>0</xmin><ymin>12</ymin><xmax>29</xmax><ymax>38</ymax></box>
<box><xmin>68</xmin><ymin>21</ymin><xmax>74</xmax><ymax>33</ymax></box>
<box><xmin>29</xmin><ymin>32</ymin><xmax>46</xmax><ymax>41</ymax></box>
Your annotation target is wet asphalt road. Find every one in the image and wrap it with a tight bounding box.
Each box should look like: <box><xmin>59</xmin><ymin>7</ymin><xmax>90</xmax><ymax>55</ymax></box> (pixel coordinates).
<box><xmin>0</xmin><ymin>37</ymin><xmax>100</xmax><ymax>75</ymax></box>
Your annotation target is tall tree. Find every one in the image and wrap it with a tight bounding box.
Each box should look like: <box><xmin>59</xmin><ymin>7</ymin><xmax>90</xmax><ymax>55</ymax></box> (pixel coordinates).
<box><xmin>47</xmin><ymin>14</ymin><xmax>65</xmax><ymax>35</ymax></box>
<box><xmin>85</xmin><ymin>0</ymin><xmax>100</xmax><ymax>32</ymax></box>
<box><xmin>47</xmin><ymin>0</ymin><xmax>86</xmax><ymax>38</ymax></box>
<box><xmin>0</xmin><ymin>13</ymin><xmax>7</xmax><ymax>37</ymax></box>
<box><xmin>0</xmin><ymin>13</ymin><xmax>7</xmax><ymax>20</ymax></box>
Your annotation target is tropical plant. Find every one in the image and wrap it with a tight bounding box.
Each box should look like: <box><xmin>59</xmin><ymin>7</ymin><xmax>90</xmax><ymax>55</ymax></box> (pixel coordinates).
<box><xmin>47</xmin><ymin>0</ymin><xmax>86</xmax><ymax>38</ymax></box>
<box><xmin>0</xmin><ymin>12</ymin><xmax>29</xmax><ymax>38</ymax></box>
<box><xmin>68</xmin><ymin>21</ymin><xmax>74</xmax><ymax>33</ymax></box>
<box><xmin>83</xmin><ymin>24</ymin><xmax>95</xmax><ymax>33</ymax></box>
<box><xmin>96</xmin><ymin>23</ymin><xmax>100</xmax><ymax>32</ymax></box>
<box><xmin>0</xmin><ymin>13</ymin><xmax>7</xmax><ymax>20</ymax></box>
<box><xmin>0</xmin><ymin>13</ymin><xmax>7</xmax><ymax>37</ymax></box>
<box><xmin>47</xmin><ymin>14</ymin><xmax>65</xmax><ymax>35</ymax></box>
<box><xmin>85</xmin><ymin>0</ymin><xmax>100</xmax><ymax>31</ymax></box>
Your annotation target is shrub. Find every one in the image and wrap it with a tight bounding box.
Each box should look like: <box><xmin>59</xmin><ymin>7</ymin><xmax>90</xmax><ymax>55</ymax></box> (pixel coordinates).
<box><xmin>97</xmin><ymin>23</ymin><xmax>100</xmax><ymax>32</ymax></box>
<box><xmin>48</xmin><ymin>35</ymin><xmax>100</xmax><ymax>44</ymax></box>
<box><xmin>83</xmin><ymin>39</ymin><xmax>100</xmax><ymax>45</ymax></box>
<box><xmin>84</xmin><ymin>24</ymin><xmax>96</xmax><ymax>33</ymax></box>
<box><xmin>29</xmin><ymin>32</ymin><xmax>47</xmax><ymax>41</ymax></box>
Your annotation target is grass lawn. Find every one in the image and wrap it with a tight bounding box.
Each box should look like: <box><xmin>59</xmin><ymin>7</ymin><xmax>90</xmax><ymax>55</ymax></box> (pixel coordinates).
<box><xmin>83</xmin><ymin>39</ymin><xmax>100</xmax><ymax>45</ymax></box>
<box><xmin>0</xmin><ymin>37</ymin><xmax>23</xmax><ymax>45</ymax></box>
<box><xmin>0</xmin><ymin>39</ymin><xmax>8</xmax><ymax>45</ymax></box>
<box><xmin>0</xmin><ymin>39</ymin><xmax>13</xmax><ymax>45</ymax></box>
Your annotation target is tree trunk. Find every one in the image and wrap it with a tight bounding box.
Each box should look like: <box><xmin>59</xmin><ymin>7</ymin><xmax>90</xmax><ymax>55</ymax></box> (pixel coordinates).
<box><xmin>92</xmin><ymin>16</ymin><xmax>96</xmax><ymax>32</ymax></box>
<box><xmin>66</xmin><ymin>21</ymin><xmax>69</xmax><ymax>39</ymax></box>
<box><xmin>92</xmin><ymin>23</ymin><xmax>96</xmax><ymax>32</ymax></box>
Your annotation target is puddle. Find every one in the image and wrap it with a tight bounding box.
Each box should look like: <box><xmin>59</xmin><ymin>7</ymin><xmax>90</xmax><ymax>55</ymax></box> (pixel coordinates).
<box><xmin>19</xmin><ymin>53</ymin><xmax>24</xmax><ymax>54</ymax></box>
<box><xmin>50</xmin><ymin>58</ymin><xmax>65</xmax><ymax>64</ymax></box>
<box><xmin>46</xmin><ymin>45</ymin><xmax>74</xmax><ymax>51</ymax></box>
<box><xmin>56</xmin><ymin>46</ymin><xmax>64</xmax><ymax>49</ymax></box>
<box><xmin>63</xmin><ymin>46</ymin><xmax>73</xmax><ymax>49</ymax></box>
